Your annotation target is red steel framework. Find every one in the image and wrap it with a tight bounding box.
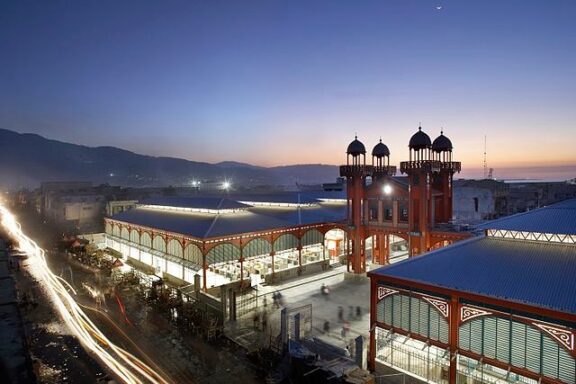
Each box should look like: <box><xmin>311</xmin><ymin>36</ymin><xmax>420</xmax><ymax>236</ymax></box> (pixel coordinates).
<box><xmin>340</xmin><ymin>128</ymin><xmax>468</xmax><ymax>274</ymax></box>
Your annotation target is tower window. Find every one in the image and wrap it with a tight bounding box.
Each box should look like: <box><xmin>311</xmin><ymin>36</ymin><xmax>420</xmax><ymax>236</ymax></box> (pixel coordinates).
<box><xmin>474</xmin><ymin>197</ymin><xmax>479</xmax><ymax>213</ymax></box>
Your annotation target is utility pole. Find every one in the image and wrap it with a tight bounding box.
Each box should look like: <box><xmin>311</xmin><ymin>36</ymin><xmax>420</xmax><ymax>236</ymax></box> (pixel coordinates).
<box><xmin>483</xmin><ymin>135</ymin><xmax>487</xmax><ymax>179</ymax></box>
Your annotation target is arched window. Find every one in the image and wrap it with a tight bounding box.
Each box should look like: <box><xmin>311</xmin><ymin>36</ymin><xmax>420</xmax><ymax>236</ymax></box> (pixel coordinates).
<box><xmin>459</xmin><ymin>316</ymin><xmax>575</xmax><ymax>382</ymax></box>
<box><xmin>120</xmin><ymin>227</ymin><xmax>130</xmax><ymax>240</ymax></box>
<box><xmin>167</xmin><ymin>239</ymin><xmax>183</xmax><ymax>258</ymax></box>
<box><xmin>243</xmin><ymin>238</ymin><xmax>271</xmax><ymax>258</ymax></box>
<box><xmin>105</xmin><ymin>222</ymin><xmax>112</xmax><ymax>235</ymax></box>
<box><xmin>301</xmin><ymin>229</ymin><xmax>323</xmax><ymax>246</ymax></box>
<box><xmin>184</xmin><ymin>243</ymin><xmax>203</xmax><ymax>266</ymax></box>
<box><xmin>112</xmin><ymin>225</ymin><xmax>120</xmax><ymax>237</ymax></box>
<box><xmin>152</xmin><ymin>235</ymin><xmax>166</xmax><ymax>252</ymax></box>
<box><xmin>129</xmin><ymin>229</ymin><xmax>139</xmax><ymax>244</ymax></box>
<box><xmin>377</xmin><ymin>292</ymin><xmax>449</xmax><ymax>344</ymax></box>
<box><xmin>274</xmin><ymin>234</ymin><xmax>298</xmax><ymax>252</ymax></box>
<box><xmin>140</xmin><ymin>232</ymin><xmax>152</xmax><ymax>248</ymax></box>
<box><xmin>206</xmin><ymin>243</ymin><xmax>240</xmax><ymax>265</ymax></box>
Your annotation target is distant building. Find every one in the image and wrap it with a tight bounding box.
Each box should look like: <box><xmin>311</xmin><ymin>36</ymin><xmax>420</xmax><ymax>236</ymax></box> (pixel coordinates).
<box><xmin>506</xmin><ymin>181</ymin><xmax>576</xmax><ymax>214</ymax></box>
<box><xmin>38</xmin><ymin>181</ymin><xmax>105</xmax><ymax>233</ymax></box>
<box><xmin>322</xmin><ymin>177</ymin><xmax>345</xmax><ymax>191</ymax></box>
<box><xmin>106</xmin><ymin>200</ymin><xmax>137</xmax><ymax>216</ymax></box>
<box><xmin>453</xmin><ymin>179</ymin><xmax>509</xmax><ymax>222</ymax></box>
<box><xmin>368</xmin><ymin>198</ymin><xmax>576</xmax><ymax>383</ymax></box>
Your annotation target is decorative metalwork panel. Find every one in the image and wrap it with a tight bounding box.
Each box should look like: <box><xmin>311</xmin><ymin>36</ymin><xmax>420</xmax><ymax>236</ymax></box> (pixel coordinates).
<box><xmin>422</xmin><ymin>296</ymin><xmax>449</xmax><ymax>318</ymax></box>
<box><xmin>377</xmin><ymin>286</ymin><xmax>398</xmax><ymax>300</ymax></box>
<box><xmin>533</xmin><ymin>322</ymin><xmax>574</xmax><ymax>352</ymax></box>
<box><xmin>460</xmin><ymin>305</ymin><xmax>492</xmax><ymax>323</ymax></box>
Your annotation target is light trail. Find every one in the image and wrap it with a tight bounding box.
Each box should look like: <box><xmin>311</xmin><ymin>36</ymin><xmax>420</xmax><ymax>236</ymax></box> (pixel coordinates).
<box><xmin>0</xmin><ymin>205</ymin><xmax>172</xmax><ymax>384</ymax></box>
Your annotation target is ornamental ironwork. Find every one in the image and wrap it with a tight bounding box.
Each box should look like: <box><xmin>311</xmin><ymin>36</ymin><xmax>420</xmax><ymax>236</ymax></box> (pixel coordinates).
<box><xmin>533</xmin><ymin>322</ymin><xmax>574</xmax><ymax>351</ymax></box>
<box><xmin>460</xmin><ymin>305</ymin><xmax>492</xmax><ymax>323</ymax></box>
<box><xmin>422</xmin><ymin>296</ymin><xmax>449</xmax><ymax>318</ymax></box>
<box><xmin>377</xmin><ymin>286</ymin><xmax>398</xmax><ymax>301</ymax></box>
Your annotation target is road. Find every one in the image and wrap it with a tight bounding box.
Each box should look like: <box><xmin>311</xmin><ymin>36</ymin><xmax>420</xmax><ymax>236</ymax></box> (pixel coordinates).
<box><xmin>3</xmin><ymin>206</ymin><xmax>261</xmax><ymax>384</ymax></box>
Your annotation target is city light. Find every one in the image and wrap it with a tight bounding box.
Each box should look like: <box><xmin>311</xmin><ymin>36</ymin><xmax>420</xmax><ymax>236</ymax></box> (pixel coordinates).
<box><xmin>222</xmin><ymin>181</ymin><xmax>231</xmax><ymax>190</ymax></box>
<box><xmin>383</xmin><ymin>184</ymin><xmax>392</xmax><ymax>195</ymax></box>
<box><xmin>0</xmin><ymin>204</ymin><xmax>171</xmax><ymax>384</ymax></box>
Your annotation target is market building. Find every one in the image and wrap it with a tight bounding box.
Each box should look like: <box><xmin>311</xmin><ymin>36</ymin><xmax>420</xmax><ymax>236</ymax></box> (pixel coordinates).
<box><xmin>103</xmin><ymin>194</ymin><xmax>350</xmax><ymax>290</ymax></box>
<box><xmin>368</xmin><ymin>198</ymin><xmax>576</xmax><ymax>383</ymax></box>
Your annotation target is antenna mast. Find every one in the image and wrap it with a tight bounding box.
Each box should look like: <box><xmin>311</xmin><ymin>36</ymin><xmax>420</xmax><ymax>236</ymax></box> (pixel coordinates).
<box><xmin>483</xmin><ymin>135</ymin><xmax>487</xmax><ymax>179</ymax></box>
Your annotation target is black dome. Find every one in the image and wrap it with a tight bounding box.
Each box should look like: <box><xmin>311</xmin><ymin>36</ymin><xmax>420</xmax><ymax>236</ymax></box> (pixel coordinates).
<box><xmin>432</xmin><ymin>131</ymin><xmax>453</xmax><ymax>152</ymax></box>
<box><xmin>372</xmin><ymin>139</ymin><xmax>390</xmax><ymax>157</ymax></box>
<box><xmin>409</xmin><ymin>127</ymin><xmax>432</xmax><ymax>150</ymax></box>
<box><xmin>347</xmin><ymin>136</ymin><xmax>366</xmax><ymax>156</ymax></box>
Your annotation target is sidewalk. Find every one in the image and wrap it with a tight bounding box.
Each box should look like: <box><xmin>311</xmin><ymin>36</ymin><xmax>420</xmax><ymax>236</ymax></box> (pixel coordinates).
<box><xmin>225</xmin><ymin>264</ymin><xmax>371</xmax><ymax>357</ymax></box>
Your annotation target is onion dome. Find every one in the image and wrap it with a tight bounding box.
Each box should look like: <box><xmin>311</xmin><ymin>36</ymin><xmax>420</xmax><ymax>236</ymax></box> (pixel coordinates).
<box><xmin>347</xmin><ymin>136</ymin><xmax>366</xmax><ymax>156</ymax></box>
<box><xmin>409</xmin><ymin>126</ymin><xmax>432</xmax><ymax>150</ymax></box>
<box><xmin>372</xmin><ymin>139</ymin><xmax>390</xmax><ymax>157</ymax></box>
<box><xmin>432</xmin><ymin>131</ymin><xmax>453</xmax><ymax>152</ymax></box>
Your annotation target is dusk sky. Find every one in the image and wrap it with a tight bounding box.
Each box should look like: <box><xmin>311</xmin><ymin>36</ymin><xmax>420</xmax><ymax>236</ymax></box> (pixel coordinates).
<box><xmin>1</xmin><ymin>1</ymin><xmax>575</xmax><ymax>177</ymax></box>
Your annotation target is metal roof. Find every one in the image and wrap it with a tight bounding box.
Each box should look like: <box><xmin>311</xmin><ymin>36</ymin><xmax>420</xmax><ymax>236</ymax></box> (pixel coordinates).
<box><xmin>110</xmin><ymin>203</ymin><xmax>346</xmax><ymax>239</ymax></box>
<box><xmin>140</xmin><ymin>197</ymin><xmax>250</xmax><ymax>210</ymax></box>
<box><xmin>475</xmin><ymin>198</ymin><xmax>576</xmax><ymax>235</ymax></box>
<box><xmin>370</xmin><ymin>236</ymin><xmax>576</xmax><ymax>315</ymax></box>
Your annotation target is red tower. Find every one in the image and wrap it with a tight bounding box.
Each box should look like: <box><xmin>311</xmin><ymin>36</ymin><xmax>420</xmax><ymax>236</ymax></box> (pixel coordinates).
<box><xmin>400</xmin><ymin>127</ymin><xmax>460</xmax><ymax>255</ymax></box>
<box><xmin>340</xmin><ymin>137</ymin><xmax>369</xmax><ymax>273</ymax></box>
<box><xmin>431</xmin><ymin>131</ymin><xmax>460</xmax><ymax>223</ymax></box>
<box><xmin>341</xmin><ymin>127</ymin><xmax>463</xmax><ymax>274</ymax></box>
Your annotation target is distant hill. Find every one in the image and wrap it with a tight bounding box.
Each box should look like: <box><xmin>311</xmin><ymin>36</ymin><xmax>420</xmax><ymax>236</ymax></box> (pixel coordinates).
<box><xmin>0</xmin><ymin>129</ymin><xmax>339</xmax><ymax>189</ymax></box>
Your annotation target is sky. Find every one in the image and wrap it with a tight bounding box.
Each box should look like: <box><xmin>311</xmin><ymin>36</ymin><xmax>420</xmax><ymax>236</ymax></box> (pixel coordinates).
<box><xmin>1</xmin><ymin>0</ymin><xmax>575</xmax><ymax>178</ymax></box>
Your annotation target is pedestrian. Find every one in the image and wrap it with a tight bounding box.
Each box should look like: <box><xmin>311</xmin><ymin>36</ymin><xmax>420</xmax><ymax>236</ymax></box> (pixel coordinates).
<box><xmin>253</xmin><ymin>312</ymin><xmax>260</xmax><ymax>329</ymax></box>
<box><xmin>344</xmin><ymin>345</ymin><xmax>351</xmax><ymax>358</ymax></box>
<box><xmin>261</xmin><ymin>311</ymin><xmax>268</xmax><ymax>331</ymax></box>
<box><xmin>356</xmin><ymin>306</ymin><xmax>361</xmax><ymax>319</ymax></box>
<box><xmin>263</xmin><ymin>296</ymin><xmax>267</xmax><ymax>308</ymax></box>
<box><xmin>323</xmin><ymin>320</ymin><xmax>330</xmax><ymax>334</ymax></box>
<box><xmin>338</xmin><ymin>306</ymin><xmax>344</xmax><ymax>322</ymax></box>
<box><xmin>342</xmin><ymin>320</ymin><xmax>350</xmax><ymax>339</ymax></box>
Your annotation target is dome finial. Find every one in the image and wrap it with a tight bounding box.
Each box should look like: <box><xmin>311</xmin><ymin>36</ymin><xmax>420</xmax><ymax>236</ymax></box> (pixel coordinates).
<box><xmin>379</xmin><ymin>137</ymin><xmax>382</xmax><ymax>143</ymax></box>
<box><xmin>440</xmin><ymin>128</ymin><xmax>444</xmax><ymax>135</ymax></box>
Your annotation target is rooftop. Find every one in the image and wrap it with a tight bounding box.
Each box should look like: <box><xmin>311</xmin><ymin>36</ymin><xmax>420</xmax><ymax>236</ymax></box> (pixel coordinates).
<box><xmin>475</xmin><ymin>198</ymin><xmax>576</xmax><ymax>235</ymax></box>
<box><xmin>110</xmin><ymin>201</ymin><xmax>346</xmax><ymax>239</ymax></box>
<box><xmin>370</xmin><ymin>235</ymin><xmax>576</xmax><ymax>315</ymax></box>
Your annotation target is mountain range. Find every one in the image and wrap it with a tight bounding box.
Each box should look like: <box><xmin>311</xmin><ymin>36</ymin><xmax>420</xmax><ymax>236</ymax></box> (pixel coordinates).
<box><xmin>0</xmin><ymin>129</ymin><xmax>339</xmax><ymax>189</ymax></box>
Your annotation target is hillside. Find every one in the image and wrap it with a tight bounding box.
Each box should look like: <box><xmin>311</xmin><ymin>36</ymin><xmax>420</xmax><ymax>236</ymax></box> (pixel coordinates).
<box><xmin>0</xmin><ymin>129</ymin><xmax>338</xmax><ymax>189</ymax></box>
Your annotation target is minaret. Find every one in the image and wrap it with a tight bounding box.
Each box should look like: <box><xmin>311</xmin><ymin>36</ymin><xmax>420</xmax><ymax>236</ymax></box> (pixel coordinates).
<box><xmin>400</xmin><ymin>126</ymin><xmax>436</xmax><ymax>256</ymax></box>
<box><xmin>431</xmin><ymin>131</ymin><xmax>461</xmax><ymax>223</ymax></box>
<box><xmin>371</xmin><ymin>139</ymin><xmax>396</xmax><ymax>181</ymax></box>
<box><xmin>340</xmin><ymin>136</ymin><xmax>369</xmax><ymax>273</ymax></box>
<box><xmin>370</xmin><ymin>139</ymin><xmax>397</xmax><ymax>266</ymax></box>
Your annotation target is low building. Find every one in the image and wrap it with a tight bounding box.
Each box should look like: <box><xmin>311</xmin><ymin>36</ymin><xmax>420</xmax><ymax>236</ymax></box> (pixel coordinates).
<box><xmin>453</xmin><ymin>179</ymin><xmax>509</xmax><ymax>222</ymax></box>
<box><xmin>368</xmin><ymin>198</ymin><xmax>576</xmax><ymax>383</ymax></box>
<box><xmin>103</xmin><ymin>194</ymin><xmax>349</xmax><ymax>289</ymax></box>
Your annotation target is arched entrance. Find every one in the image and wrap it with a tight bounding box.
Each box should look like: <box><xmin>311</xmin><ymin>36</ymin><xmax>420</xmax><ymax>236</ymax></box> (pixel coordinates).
<box><xmin>324</xmin><ymin>228</ymin><xmax>346</xmax><ymax>265</ymax></box>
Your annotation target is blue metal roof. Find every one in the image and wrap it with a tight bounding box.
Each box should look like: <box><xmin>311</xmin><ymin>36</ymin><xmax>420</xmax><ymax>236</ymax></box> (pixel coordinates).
<box><xmin>370</xmin><ymin>236</ymin><xmax>576</xmax><ymax>315</ymax></box>
<box><xmin>476</xmin><ymin>198</ymin><xmax>576</xmax><ymax>235</ymax></box>
<box><xmin>110</xmin><ymin>202</ymin><xmax>346</xmax><ymax>239</ymax></box>
<box><xmin>140</xmin><ymin>197</ymin><xmax>250</xmax><ymax>210</ymax></box>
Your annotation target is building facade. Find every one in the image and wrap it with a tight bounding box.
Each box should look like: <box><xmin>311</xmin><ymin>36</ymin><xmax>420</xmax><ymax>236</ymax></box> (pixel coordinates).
<box><xmin>340</xmin><ymin>127</ymin><xmax>468</xmax><ymax>274</ymax></box>
<box><xmin>368</xmin><ymin>199</ymin><xmax>576</xmax><ymax>383</ymax></box>
<box><xmin>103</xmin><ymin>194</ymin><xmax>349</xmax><ymax>290</ymax></box>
